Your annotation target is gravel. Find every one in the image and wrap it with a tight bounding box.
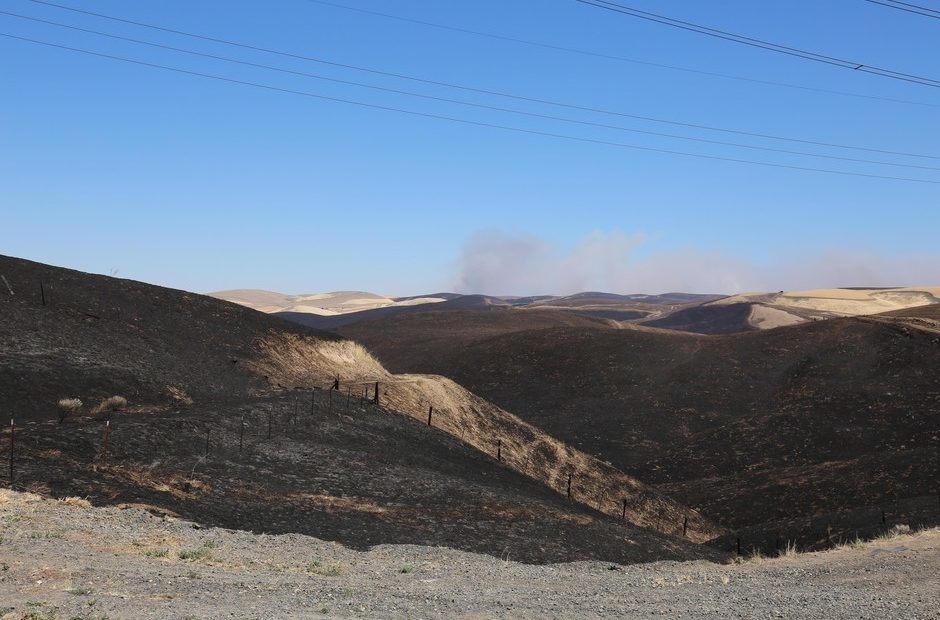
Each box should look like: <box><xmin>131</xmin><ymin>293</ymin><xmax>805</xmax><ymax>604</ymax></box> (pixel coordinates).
<box><xmin>1</xmin><ymin>491</ymin><xmax>937</xmax><ymax>619</ymax></box>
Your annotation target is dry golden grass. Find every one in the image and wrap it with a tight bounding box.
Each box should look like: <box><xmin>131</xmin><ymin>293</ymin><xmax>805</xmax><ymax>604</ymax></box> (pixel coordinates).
<box><xmin>56</xmin><ymin>397</ymin><xmax>82</xmax><ymax>412</ymax></box>
<box><xmin>58</xmin><ymin>496</ymin><xmax>91</xmax><ymax>509</ymax></box>
<box><xmin>166</xmin><ymin>386</ymin><xmax>193</xmax><ymax>406</ymax></box>
<box><xmin>92</xmin><ymin>395</ymin><xmax>128</xmax><ymax>414</ymax></box>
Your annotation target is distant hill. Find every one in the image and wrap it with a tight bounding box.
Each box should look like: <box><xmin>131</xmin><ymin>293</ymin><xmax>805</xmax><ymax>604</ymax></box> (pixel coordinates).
<box><xmin>219</xmin><ymin>286</ymin><xmax>940</xmax><ymax>337</ymax></box>
<box><xmin>210</xmin><ymin>289</ymin><xmax>449</xmax><ymax>316</ymax></box>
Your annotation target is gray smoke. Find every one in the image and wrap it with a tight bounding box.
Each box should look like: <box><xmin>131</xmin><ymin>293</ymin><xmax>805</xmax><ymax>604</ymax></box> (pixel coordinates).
<box><xmin>450</xmin><ymin>230</ymin><xmax>940</xmax><ymax>295</ymax></box>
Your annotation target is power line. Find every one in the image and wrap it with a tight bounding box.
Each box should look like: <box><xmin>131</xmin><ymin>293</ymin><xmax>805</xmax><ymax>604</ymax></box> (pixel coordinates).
<box><xmin>17</xmin><ymin>0</ymin><xmax>940</xmax><ymax>161</ymax></box>
<box><xmin>577</xmin><ymin>0</ymin><xmax>940</xmax><ymax>88</ymax></box>
<box><xmin>300</xmin><ymin>0</ymin><xmax>937</xmax><ymax>109</ymax></box>
<box><xmin>5</xmin><ymin>9</ymin><xmax>938</xmax><ymax>172</ymax></box>
<box><xmin>863</xmin><ymin>0</ymin><xmax>940</xmax><ymax>19</ymax></box>
<box><xmin>2</xmin><ymin>31</ymin><xmax>938</xmax><ymax>185</ymax></box>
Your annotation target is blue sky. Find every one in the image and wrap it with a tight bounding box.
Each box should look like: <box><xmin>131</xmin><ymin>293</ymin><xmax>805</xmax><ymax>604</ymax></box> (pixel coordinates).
<box><xmin>1</xmin><ymin>0</ymin><xmax>938</xmax><ymax>295</ymax></box>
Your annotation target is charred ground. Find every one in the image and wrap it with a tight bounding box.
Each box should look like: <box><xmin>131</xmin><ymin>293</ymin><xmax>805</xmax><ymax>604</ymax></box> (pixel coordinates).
<box><xmin>338</xmin><ymin>305</ymin><xmax>940</xmax><ymax>551</ymax></box>
<box><xmin>0</xmin><ymin>255</ymin><xmax>718</xmax><ymax>564</ymax></box>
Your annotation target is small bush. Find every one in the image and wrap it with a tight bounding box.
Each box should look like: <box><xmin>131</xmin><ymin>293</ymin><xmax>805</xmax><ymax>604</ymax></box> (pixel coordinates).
<box><xmin>166</xmin><ymin>386</ymin><xmax>193</xmax><ymax>406</ymax></box>
<box><xmin>59</xmin><ymin>496</ymin><xmax>91</xmax><ymax>509</ymax></box>
<box><xmin>57</xmin><ymin>398</ymin><xmax>82</xmax><ymax>412</ymax></box>
<box><xmin>778</xmin><ymin>540</ymin><xmax>799</xmax><ymax>558</ymax></box>
<box><xmin>92</xmin><ymin>395</ymin><xmax>127</xmax><ymax>415</ymax></box>
<box><xmin>178</xmin><ymin>541</ymin><xmax>216</xmax><ymax>562</ymax></box>
<box><xmin>307</xmin><ymin>561</ymin><xmax>341</xmax><ymax>576</ymax></box>
<box><xmin>57</xmin><ymin>398</ymin><xmax>82</xmax><ymax>422</ymax></box>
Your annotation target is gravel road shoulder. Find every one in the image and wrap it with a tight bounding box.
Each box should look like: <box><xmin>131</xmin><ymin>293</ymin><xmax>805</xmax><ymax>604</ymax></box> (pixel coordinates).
<box><xmin>1</xmin><ymin>490</ymin><xmax>937</xmax><ymax>619</ymax></box>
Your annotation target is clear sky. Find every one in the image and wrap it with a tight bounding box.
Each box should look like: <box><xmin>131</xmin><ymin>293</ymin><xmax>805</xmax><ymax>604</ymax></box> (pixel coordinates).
<box><xmin>1</xmin><ymin>0</ymin><xmax>938</xmax><ymax>295</ymax></box>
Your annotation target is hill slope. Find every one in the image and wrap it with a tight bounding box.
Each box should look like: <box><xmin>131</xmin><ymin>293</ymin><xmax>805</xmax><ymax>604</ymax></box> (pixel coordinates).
<box><xmin>0</xmin><ymin>255</ymin><xmax>719</xmax><ymax>563</ymax></box>
<box><xmin>338</xmin><ymin>306</ymin><xmax>940</xmax><ymax>548</ymax></box>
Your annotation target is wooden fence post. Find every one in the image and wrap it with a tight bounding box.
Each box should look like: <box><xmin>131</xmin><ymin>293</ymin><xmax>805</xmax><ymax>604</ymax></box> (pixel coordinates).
<box><xmin>736</xmin><ymin>537</ymin><xmax>741</xmax><ymax>556</ymax></box>
<box><xmin>40</xmin><ymin>281</ymin><xmax>46</xmax><ymax>306</ymax></box>
<box><xmin>427</xmin><ymin>406</ymin><xmax>433</xmax><ymax>427</ymax></box>
<box><xmin>621</xmin><ymin>498</ymin><xmax>627</xmax><ymax>522</ymax></box>
<box><xmin>683</xmin><ymin>517</ymin><xmax>689</xmax><ymax>537</ymax></box>
<box><xmin>100</xmin><ymin>420</ymin><xmax>110</xmax><ymax>467</ymax></box>
<box><xmin>8</xmin><ymin>419</ymin><xmax>13</xmax><ymax>486</ymax></box>
<box><xmin>374</xmin><ymin>382</ymin><xmax>380</xmax><ymax>406</ymax></box>
<box><xmin>566</xmin><ymin>471</ymin><xmax>572</xmax><ymax>499</ymax></box>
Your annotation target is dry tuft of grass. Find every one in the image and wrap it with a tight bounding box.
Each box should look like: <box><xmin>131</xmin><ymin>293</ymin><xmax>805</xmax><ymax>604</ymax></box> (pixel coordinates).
<box><xmin>58</xmin><ymin>496</ymin><xmax>91</xmax><ymax>509</ymax></box>
<box><xmin>779</xmin><ymin>540</ymin><xmax>799</xmax><ymax>558</ymax></box>
<box><xmin>306</xmin><ymin>561</ymin><xmax>342</xmax><ymax>577</ymax></box>
<box><xmin>166</xmin><ymin>386</ymin><xmax>193</xmax><ymax>406</ymax></box>
<box><xmin>57</xmin><ymin>398</ymin><xmax>82</xmax><ymax>412</ymax></box>
<box><xmin>56</xmin><ymin>397</ymin><xmax>82</xmax><ymax>423</ymax></box>
<box><xmin>92</xmin><ymin>395</ymin><xmax>128</xmax><ymax>414</ymax></box>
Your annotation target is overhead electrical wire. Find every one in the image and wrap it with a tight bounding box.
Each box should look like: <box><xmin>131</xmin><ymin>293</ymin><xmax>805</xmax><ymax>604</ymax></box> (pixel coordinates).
<box><xmin>299</xmin><ymin>0</ymin><xmax>937</xmax><ymax>108</ymax></box>
<box><xmin>4</xmin><ymin>10</ymin><xmax>938</xmax><ymax>172</ymax></box>
<box><xmin>862</xmin><ymin>0</ymin><xmax>940</xmax><ymax>19</ymax></box>
<box><xmin>13</xmin><ymin>0</ymin><xmax>940</xmax><ymax>162</ymax></box>
<box><xmin>577</xmin><ymin>0</ymin><xmax>940</xmax><ymax>88</ymax></box>
<box><xmin>2</xmin><ymin>31</ymin><xmax>938</xmax><ymax>185</ymax></box>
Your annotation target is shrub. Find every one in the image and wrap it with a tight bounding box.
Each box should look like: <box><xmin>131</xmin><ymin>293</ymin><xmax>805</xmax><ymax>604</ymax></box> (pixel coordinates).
<box><xmin>56</xmin><ymin>398</ymin><xmax>82</xmax><ymax>422</ymax></box>
<box><xmin>92</xmin><ymin>395</ymin><xmax>127</xmax><ymax>415</ymax></box>
<box><xmin>307</xmin><ymin>561</ymin><xmax>341</xmax><ymax>576</ymax></box>
<box><xmin>166</xmin><ymin>386</ymin><xmax>193</xmax><ymax>406</ymax></box>
<box><xmin>178</xmin><ymin>541</ymin><xmax>216</xmax><ymax>561</ymax></box>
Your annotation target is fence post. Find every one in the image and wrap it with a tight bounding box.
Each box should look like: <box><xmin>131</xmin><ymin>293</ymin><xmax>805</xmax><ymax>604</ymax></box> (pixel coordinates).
<box><xmin>100</xmin><ymin>420</ymin><xmax>110</xmax><ymax>467</ymax></box>
<box><xmin>8</xmin><ymin>419</ymin><xmax>13</xmax><ymax>486</ymax></box>
<box><xmin>427</xmin><ymin>406</ymin><xmax>433</xmax><ymax>427</ymax></box>
<box><xmin>239</xmin><ymin>415</ymin><xmax>245</xmax><ymax>454</ymax></box>
<box><xmin>881</xmin><ymin>509</ymin><xmax>886</xmax><ymax>525</ymax></box>
<box><xmin>497</xmin><ymin>438</ymin><xmax>502</xmax><ymax>462</ymax></box>
<box><xmin>374</xmin><ymin>382</ymin><xmax>380</xmax><ymax>406</ymax></box>
<box><xmin>736</xmin><ymin>537</ymin><xmax>741</xmax><ymax>556</ymax></box>
<box><xmin>40</xmin><ymin>281</ymin><xmax>46</xmax><ymax>306</ymax></box>
<box><xmin>566</xmin><ymin>471</ymin><xmax>572</xmax><ymax>499</ymax></box>
<box><xmin>683</xmin><ymin>517</ymin><xmax>688</xmax><ymax>537</ymax></box>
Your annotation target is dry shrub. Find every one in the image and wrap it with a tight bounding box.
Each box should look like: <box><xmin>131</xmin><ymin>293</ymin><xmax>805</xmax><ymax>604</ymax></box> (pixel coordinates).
<box><xmin>166</xmin><ymin>386</ymin><xmax>193</xmax><ymax>406</ymax></box>
<box><xmin>59</xmin><ymin>496</ymin><xmax>91</xmax><ymax>509</ymax></box>
<box><xmin>57</xmin><ymin>398</ymin><xmax>82</xmax><ymax>412</ymax></box>
<box><xmin>56</xmin><ymin>397</ymin><xmax>83</xmax><ymax>423</ymax></box>
<box><xmin>92</xmin><ymin>395</ymin><xmax>128</xmax><ymax>414</ymax></box>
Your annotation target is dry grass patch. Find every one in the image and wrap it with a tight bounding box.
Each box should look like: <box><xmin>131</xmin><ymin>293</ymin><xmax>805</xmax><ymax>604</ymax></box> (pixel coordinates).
<box><xmin>92</xmin><ymin>395</ymin><xmax>127</xmax><ymax>415</ymax></box>
<box><xmin>56</xmin><ymin>398</ymin><xmax>82</xmax><ymax>422</ymax></box>
<box><xmin>58</xmin><ymin>496</ymin><xmax>91</xmax><ymax>509</ymax></box>
<box><xmin>166</xmin><ymin>386</ymin><xmax>193</xmax><ymax>406</ymax></box>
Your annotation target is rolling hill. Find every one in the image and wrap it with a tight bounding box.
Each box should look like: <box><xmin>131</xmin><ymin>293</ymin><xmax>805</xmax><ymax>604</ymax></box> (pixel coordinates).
<box><xmin>337</xmin><ymin>304</ymin><xmax>940</xmax><ymax>550</ymax></box>
<box><xmin>0</xmin><ymin>255</ymin><xmax>720</xmax><ymax>564</ymax></box>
